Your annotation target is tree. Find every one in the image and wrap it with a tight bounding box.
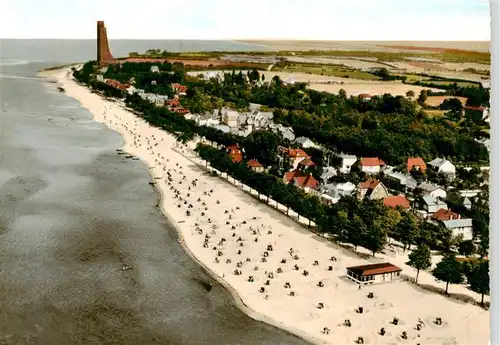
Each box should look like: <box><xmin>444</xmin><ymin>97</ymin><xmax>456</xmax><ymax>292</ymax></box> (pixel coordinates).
<box><xmin>468</xmin><ymin>260</ymin><xmax>489</xmax><ymax>306</ymax></box>
<box><xmin>339</xmin><ymin>89</ymin><xmax>347</xmax><ymax>99</ymax></box>
<box><xmin>417</xmin><ymin>90</ymin><xmax>428</xmax><ymax>104</ymax></box>
<box><xmin>432</xmin><ymin>254</ymin><xmax>464</xmax><ymax>294</ymax></box>
<box><xmin>394</xmin><ymin>211</ymin><xmax>420</xmax><ymax>251</ymax></box>
<box><xmin>407</xmin><ymin>244</ymin><xmax>431</xmax><ymax>283</ymax></box>
<box><xmin>242</xmin><ymin>130</ymin><xmax>280</xmax><ymax>167</ymax></box>
<box><xmin>406</xmin><ymin>90</ymin><xmax>415</xmax><ymax>99</ymax></box>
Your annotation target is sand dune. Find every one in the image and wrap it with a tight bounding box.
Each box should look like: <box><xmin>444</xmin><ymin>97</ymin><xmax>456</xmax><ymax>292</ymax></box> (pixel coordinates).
<box><xmin>44</xmin><ymin>67</ymin><xmax>489</xmax><ymax>345</ymax></box>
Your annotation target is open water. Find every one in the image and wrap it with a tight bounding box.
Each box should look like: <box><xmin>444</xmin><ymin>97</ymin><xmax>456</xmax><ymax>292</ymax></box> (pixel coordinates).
<box><xmin>0</xmin><ymin>40</ymin><xmax>309</xmax><ymax>345</ymax></box>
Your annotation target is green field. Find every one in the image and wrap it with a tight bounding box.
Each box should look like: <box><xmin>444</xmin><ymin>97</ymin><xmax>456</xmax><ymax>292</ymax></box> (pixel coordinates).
<box><xmin>419</xmin><ymin>80</ymin><xmax>479</xmax><ymax>88</ymax></box>
<box><xmin>271</xmin><ymin>63</ymin><xmax>381</xmax><ymax>80</ymax></box>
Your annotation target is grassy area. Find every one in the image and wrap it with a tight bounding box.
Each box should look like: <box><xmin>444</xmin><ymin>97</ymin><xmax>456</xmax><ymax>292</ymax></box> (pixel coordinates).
<box><xmin>271</xmin><ymin>63</ymin><xmax>381</xmax><ymax>80</ymax></box>
<box><xmin>419</xmin><ymin>80</ymin><xmax>479</xmax><ymax>88</ymax></box>
<box><xmin>423</xmin><ymin>109</ymin><xmax>447</xmax><ymax>118</ymax></box>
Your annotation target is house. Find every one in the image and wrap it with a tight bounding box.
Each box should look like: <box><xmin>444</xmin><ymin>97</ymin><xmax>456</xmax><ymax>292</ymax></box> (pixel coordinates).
<box><xmin>321</xmin><ymin>166</ymin><xmax>337</xmax><ymax>182</ymax></box>
<box><xmin>442</xmin><ymin>218</ymin><xmax>474</xmax><ymax>241</ymax></box>
<box><xmin>294</xmin><ymin>137</ymin><xmax>320</xmax><ymax>149</ymax></box>
<box><xmin>226</xmin><ymin>144</ymin><xmax>243</xmax><ymax>163</ymax></box>
<box><xmin>360</xmin><ymin>157</ymin><xmax>385</xmax><ymax>174</ymax></box>
<box><xmin>431</xmin><ymin>208</ymin><xmax>460</xmax><ymax>222</ymax></box>
<box><xmin>415</xmin><ymin>196</ymin><xmax>448</xmax><ymax>219</ymax></box>
<box><xmin>283</xmin><ymin>169</ymin><xmax>319</xmax><ymax>192</ymax></box>
<box><xmin>221</xmin><ymin>109</ymin><xmax>239</xmax><ymax>127</ymax></box>
<box><xmin>463</xmin><ymin>197</ymin><xmax>472</xmax><ymax>210</ymax></box>
<box><xmin>297</xmin><ymin>158</ymin><xmax>316</xmax><ymax>170</ymax></box>
<box><xmin>172</xmin><ymin>83</ymin><xmax>187</xmax><ymax>95</ymax></box>
<box><xmin>416</xmin><ymin>182</ymin><xmax>447</xmax><ymax>199</ymax></box>
<box><xmin>407</xmin><ymin>157</ymin><xmax>427</xmax><ymax>172</ymax></box>
<box><xmin>150</xmin><ymin>65</ymin><xmax>160</xmax><ymax>73</ymax></box>
<box><xmin>427</xmin><ymin>158</ymin><xmax>456</xmax><ymax>176</ymax></box>
<box><xmin>383</xmin><ymin>195</ymin><xmax>410</xmax><ymax>209</ymax></box>
<box><xmin>464</xmin><ymin>105</ymin><xmax>488</xmax><ymax>123</ymax></box>
<box><xmin>346</xmin><ymin>262</ymin><xmax>402</xmax><ymax>285</ymax></box>
<box><xmin>384</xmin><ymin>171</ymin><xmax>418</xmax><ymax>192</ymax></box>
<box><xmin>357</xmin><ymin>178</ymin><xmax>389</xmax><ymax>200</ymax></box>
<box><xmin>320</xmin><ymin>184</ymin><xmax>341</xmax><ymax>204</ymax></box>
<box><xmin>472</xmin><ymin>194</ymin><xmax>489</xmax><ymax>213</ymax></box>
<box><xmin>280</xmin><ymin>147</ymin><xmax>311</xmax><ymax>170</ymax></box>
<box><xmin>247</xmin><ymin>159</ymin><xmax>264</xmax><ymax>172</ymax></box>
<box><xmin>336</xmin><ymin>182</ymin><xmax>357</xmax><ymax>196</ymax></box>
<box><xmin>338</xmin><ymin>153</ymin><xmax>358</xmax><ymax>174</ymax></box>
<box><xmin>358</xmin><ymin>93</ymin><xmax>372</xmax><ymax>101</ymax></box>
<box><xmin>105</xmin><ymin>79</ymin><xmax>130</xmax><ymax>90</ymax></box>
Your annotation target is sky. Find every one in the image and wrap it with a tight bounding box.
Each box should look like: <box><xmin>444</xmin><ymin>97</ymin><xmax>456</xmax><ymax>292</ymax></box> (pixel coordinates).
<box><xmin>0</xmin><ymin>0</ymin><xmax>491</xmax><ymax>40</ymax></box>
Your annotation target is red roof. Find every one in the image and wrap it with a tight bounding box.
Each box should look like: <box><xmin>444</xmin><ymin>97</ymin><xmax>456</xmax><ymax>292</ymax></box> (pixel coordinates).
<box><xmin>432</xmin><ymin>208</ymin><xmax>460</xmax><ymax>221</ymax></box>
<box><xmin>172</xmin><ymin>83</ymin><xmax>188</xmax><ymax>93</ymax></box>
<box><xmin>359</xmin><ymin>178</ymin><xmax>380</xmax><ymax>190</ymax></box>
<box><xmin>347</xmin><ymin>262</ymin><xmax>402</xmax><ymax>276</ymax></box>
<box><xmin>294</xmin><ymin>174</ymin><xmax>319</xmax><ymax>189</ymax></box>
<box><xmin>227</xmin><ymin>145</ymin><xmax>243</xmax><ymax>163</ymax></box>
<box><xmin>285</xmin><ymin>148</ymin><xmax>310</xmax><ymax>158</ymax></box>
<box><xmin>407</xmin><ymin>157</ymin><xmax>427</xmax><ymax>172</ymax></box>
<box><xmin>284</xmin><ymin>169</ymin><xmax>303</xmax><ymax>183</ymax></box>
<box><xmin>165</xmin><ymin>99</ymin><xmax>181</xmax><ymax>107</ymax></box>
<box><xmin>383</xmin><ymin>195</ymin><xmax>410</xmax><ymax>209</ymax></box>
<box><xmin>247</xmin><ymin>159</ymin><xmax>263</xmax><ymax>168</ymax></box>
<box><xmin>465</xmin><ymin>105</ymin><xmax>486</xmax><ymax>111</ymax></box>
<box><xmin>361</xmin><ymin>157</ymin><xmax>385</xmax><ymax>167</ymax></box>
<box><xmin>298</xmin><ymin>158</ymin><xmax>316</xmax><ymax>167</ymax></box>
<box><xmin>105</xmin><ymin>79</ymin><xmax>129</xmax><ymax>90</ymax></box>
<box><xmin>283</xmin><ymin>170</ymin><xmax>318</xmax><ymax>189</ymax></box>
<box><xmin>358</xmin><ymin>93</ymin><xmax>372</xmax><ymax>99</ymax></box>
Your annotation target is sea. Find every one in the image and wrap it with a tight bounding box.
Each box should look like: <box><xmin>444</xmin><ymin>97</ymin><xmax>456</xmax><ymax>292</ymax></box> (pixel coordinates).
<box><xmin>0</xmin><ymin>40</ymin><xmax>309</xmax><ymax>345</ymax></box>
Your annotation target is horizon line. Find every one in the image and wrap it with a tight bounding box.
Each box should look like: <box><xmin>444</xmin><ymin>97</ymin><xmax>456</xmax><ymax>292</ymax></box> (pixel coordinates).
<box><xmin>0</xmin><ymin>38</ymin><xmax>490</xmax><ymax>42</ymax></box>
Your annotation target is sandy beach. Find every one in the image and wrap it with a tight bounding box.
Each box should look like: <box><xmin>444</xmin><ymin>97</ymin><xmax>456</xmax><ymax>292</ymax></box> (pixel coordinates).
<box><xmin>42</xmin><ymin>67</ymin><xmax>489</xmax><ymax>345</ymax></box>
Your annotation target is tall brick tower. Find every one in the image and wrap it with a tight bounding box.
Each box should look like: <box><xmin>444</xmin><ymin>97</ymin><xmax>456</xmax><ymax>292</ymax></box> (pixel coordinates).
<box><xmin>97</xmin><ymin>21</ymin><xmax>114</xmax><ymax>66</ymax></box>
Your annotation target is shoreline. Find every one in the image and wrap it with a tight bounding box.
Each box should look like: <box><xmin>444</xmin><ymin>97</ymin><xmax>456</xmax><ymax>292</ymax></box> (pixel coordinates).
<box><xmin>40</xmin><ymin>66</ymin><xmax>489</xmax><ymax>345</ymax></box>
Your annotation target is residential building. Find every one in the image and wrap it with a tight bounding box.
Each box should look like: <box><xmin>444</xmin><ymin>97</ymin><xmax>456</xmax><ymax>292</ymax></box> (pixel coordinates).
<box><xmin>383</xmin><ymin>195</ymin><xmax>410</xmax><ymax>209</ymax></box>
<box><xmin>431</xmin><ymin>208</ymin><xmax>460</xmax><ymax>222</ymax></box>
<box><xmin>320</xmin><ymin>184</ymin><xmax>341</xmax><ymax>204</ymax></box>
<box><xmin>358</xmin><ymin>93</ymin><xmax>372</xmax><ymax>101</ymax></box>
<box><xmin>297</xmin><ymin>158</ymin><xmax>316</xmax><ymax>170</ymax></box>
<box><xmin>442</xmin><ymin>218</ymin><xmax>474</xmax><ymax>241</ymax></box>
<box><xmin>280</xmin><ymin>147</ymin><xmax>311</xmax><ymax>170</ymax></box>
<box><xmin>346</xmin><ymin>262</ymin><xmax>402</xmax><ymax>285</ymax></box>
<box><xmin>337</xmin><ymin>153</ymin><xmax>358</xmax><ymax>174</ymax></box>
<box><xmin>247</xmin><ymin>159</ymin><xmax>264</xmax><ymax>172</ymax></box>
<box><xmin>294</xmin><ymin>137</ymin><xmax>320</xmax><ymax>149</ymax></box>
<box><xmin>357</xmin><ymin>178</ymin><xmax>389</xmax><ymax>200</ymax></box>
<box><xmin>416</xmin><ymin>182</ymin><xmax>447</xmax><ymax>199</ymax></box>
<box><xmin>172</xmin><ymin>83</ymin><xmax>187</xmax><ymax>95</ymax></box>
<box><xmin>384</xmin><ymin>170</ymin><xmax>418</xmax><ymax>192</ymax></box>
<box><xmin>336</xmin><ymin>182</ymin><xmax>357</xmax><ymax>196</ymax></box>
<box><xmin>463</xmin><ymin>197</ymin><xmax>472</xmax><ymax>210</ymax></box>
<box><xmin>283</xmin><ymin>170</ymin><xmax>319</xmax><ymax>192</ymax></box>
<box><xmin>414</xmin><ymin>196</ymin><xmax>448</xmax><ymax>219</ymax></box>
<box><xmin>427</xmin><ymin>158</ymin><xmax>456</xmax><ymax>175</ymax></box>
<box><xmin>321</xmin><ymin>166</ymin><xmax>337</xmax><ymax>182</ymax></box>
<box><xmin>359</xmin><ymin>157</ymin><xmax>385</xmax><ymax>174</ymax></box>
<box><xmin>150</xmin><ymin>65</ymin><xmax>160</xmax><ymax>73</ymax></box>
<box><xmin>407</xmin><ymin>157</ymin><xmax>427</xmax><ymax>172</ymax></box>
<box><xmin>227</xmin><ymin>144</ymin><xmax>243</xmax><ymax>163</ymax></box>
<box><xmin>222</xmin><ymin>108</ymin><xmax>239</xmax><ymax>127</ymax></box>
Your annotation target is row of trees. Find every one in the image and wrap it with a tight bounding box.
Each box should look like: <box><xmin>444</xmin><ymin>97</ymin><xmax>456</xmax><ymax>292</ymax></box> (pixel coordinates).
<box><xmin>408</xmin><ymin>245</ymin><xmax>489</xmax><ymax>306</ymax></box>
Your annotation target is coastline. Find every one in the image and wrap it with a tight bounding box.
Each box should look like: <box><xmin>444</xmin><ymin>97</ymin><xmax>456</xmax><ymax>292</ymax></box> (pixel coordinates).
<box><xmin>40</xmin><ymin>67</ymin><xmax>489</xmax><ymax>345</ymax></box>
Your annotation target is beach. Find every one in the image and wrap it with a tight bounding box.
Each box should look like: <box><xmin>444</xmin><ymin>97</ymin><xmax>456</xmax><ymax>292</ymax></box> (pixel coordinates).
<box><xmin>43</xmin><ymin>67</ymin><xmax>489</xmax><ymax>345</ymax></box>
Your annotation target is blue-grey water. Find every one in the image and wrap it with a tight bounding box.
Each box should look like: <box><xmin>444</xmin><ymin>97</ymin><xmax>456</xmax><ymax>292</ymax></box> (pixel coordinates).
<box><xmin>0</xmin><ymin>40</ymin><xmax>308</xmax><ymax>345</ymax></box>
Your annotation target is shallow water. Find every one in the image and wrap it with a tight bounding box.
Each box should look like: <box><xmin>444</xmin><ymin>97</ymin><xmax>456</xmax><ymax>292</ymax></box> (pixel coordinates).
<box><xmin>0</xmin><ymin>42</ymin><xmax>309</xmax><ymax>345</ymax></box>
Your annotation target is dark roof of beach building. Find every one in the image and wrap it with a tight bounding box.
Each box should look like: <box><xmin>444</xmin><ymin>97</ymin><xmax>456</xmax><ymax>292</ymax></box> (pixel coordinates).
<box><xmin>346</xmin><ymin>262</ymin><xmax>402</xmax><ymax>276</ymax></box>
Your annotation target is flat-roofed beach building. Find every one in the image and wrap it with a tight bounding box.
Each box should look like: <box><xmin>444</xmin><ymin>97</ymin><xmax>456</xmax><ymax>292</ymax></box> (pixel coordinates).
<box><xmin>346</xmin><ymin>262</ymin><xmax>402</xmax><ymax>285</ymax></box>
